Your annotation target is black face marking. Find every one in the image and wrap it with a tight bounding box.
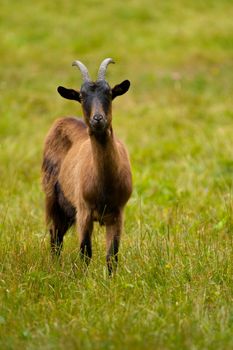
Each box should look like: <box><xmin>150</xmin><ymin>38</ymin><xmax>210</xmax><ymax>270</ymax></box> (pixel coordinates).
<box><xmin>80</xmin><ymin>82</ymin><xmax>93</xmax><ymax>117</ymax></box>
<box><xmin>80</xmin><ymin>81</ymin><xmax>112</xmax><ymax>119</ymax></box>
<box><xmin>96</xmin><ymin>81</ymin><xmax>112</xmax><ymax>115</ymax></box>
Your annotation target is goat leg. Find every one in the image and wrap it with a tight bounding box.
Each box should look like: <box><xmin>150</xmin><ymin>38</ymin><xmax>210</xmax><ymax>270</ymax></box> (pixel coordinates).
<box><xmin>50</xmin><ymin>226</ymin><xmax>65</xmax><ymax>256</ymax></box>
<box><xmin>106</xmin><ymin>212</ymin><xmax>123</xmax><ymax>275</ymax></box>
<box><xmin>77</xmin><ymin>211</ymin><xmax>93</xmax><ymax>265</ymax></box>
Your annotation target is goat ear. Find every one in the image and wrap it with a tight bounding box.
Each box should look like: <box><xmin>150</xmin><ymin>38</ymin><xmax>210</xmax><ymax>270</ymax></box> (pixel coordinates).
<box><xmin>112</xmin><ymin>80</ymin><xmax>130</xmax><ymax>100</ymax></box>
<box><xmin>57</xmin><ymin>86</ymin><xmax>81</xmax><ymax>102</ymax></box>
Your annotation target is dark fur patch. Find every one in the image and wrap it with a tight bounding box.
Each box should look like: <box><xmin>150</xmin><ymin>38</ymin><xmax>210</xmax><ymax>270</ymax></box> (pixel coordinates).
<box><xmin>92</xmin><ymin>131</ymin><xmax>109</xmax><ymax>145</ymax></box>
<box><xmin>42</xmin><ymin>157</ymin><xmax>59</xmax><ymax>177</ymax></box>
<box><xmin>57</xmin><ymin>131</ymin><xmax>72</xmax><ymax>151</ymax></box>
<box><xmin>55</xmin><ymin>181</ymin><xmax>76</xmax><ymax>225</ymax></box>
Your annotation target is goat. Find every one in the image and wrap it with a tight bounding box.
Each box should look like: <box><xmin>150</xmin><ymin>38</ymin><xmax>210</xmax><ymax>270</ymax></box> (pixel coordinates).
<box><xmin>42</xmin><ymin>58</ymin><xmax>132</xmax><ymax>274</ymax></box>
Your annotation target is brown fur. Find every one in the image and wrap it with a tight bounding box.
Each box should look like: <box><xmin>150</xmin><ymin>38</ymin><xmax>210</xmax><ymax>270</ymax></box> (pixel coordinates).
<box><xmin>42</xmin><ymin>115</ymin><xmax>132</xmax><ymax>273</ymax></box>
<box><xmin>42</xmin><ymin>66</ymin><xmax>132</xmax><ymax>274</ymax></box>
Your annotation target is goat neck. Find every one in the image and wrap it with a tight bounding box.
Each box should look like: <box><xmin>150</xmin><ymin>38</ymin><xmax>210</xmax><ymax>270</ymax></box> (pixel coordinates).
<box><xmin>90</xmin><ymin>125</ymin><xmax>120</xmax><ymax>182</ymax></box>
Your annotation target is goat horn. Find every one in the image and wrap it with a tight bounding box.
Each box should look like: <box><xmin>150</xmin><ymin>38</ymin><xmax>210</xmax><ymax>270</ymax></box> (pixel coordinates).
<box><xmin>97</xmin><ymin>58</ymin><xmax>115</xmax><ymax>81</ymax></box>
<box><xmin>72</xmin><ymin>60</ymin><xmax>91</xmax><ymax>82</ymax></box>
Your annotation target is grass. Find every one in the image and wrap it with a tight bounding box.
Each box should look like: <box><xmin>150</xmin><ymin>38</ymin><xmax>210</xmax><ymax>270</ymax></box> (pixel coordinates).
<box><xmin>0</xmin><ymin>0</ymin><xmax>233</xmax><ymax>349</ymax></box>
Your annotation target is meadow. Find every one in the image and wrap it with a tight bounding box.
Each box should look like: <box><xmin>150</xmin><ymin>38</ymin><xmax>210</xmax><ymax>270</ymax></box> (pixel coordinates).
<box><xmin>0</xmin><ymin>0</ymin><xmax>233</xmax><ymax>349</ymax></box>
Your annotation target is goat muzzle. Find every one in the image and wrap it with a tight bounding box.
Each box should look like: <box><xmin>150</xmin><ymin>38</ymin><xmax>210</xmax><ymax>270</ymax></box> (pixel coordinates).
<box><xmin>90</xmin><ymin>114</ymin><xmax>107</xmax><ymax>133</ymax></box>
<box><xmin>93</xmin><ymin>114</ymin><xmax>103</xmax><ymax>122</ymax></box>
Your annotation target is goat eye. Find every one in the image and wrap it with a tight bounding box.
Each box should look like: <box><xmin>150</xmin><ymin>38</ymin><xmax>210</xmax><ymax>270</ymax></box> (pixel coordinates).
<box><xmin>80</xmin><ymin>93</ymin><xmax>86</xmax><ymax>101</ymax></box>
<box><xmin>81</xmin><ymin>91</ymin><xmax>87</xmax><ymax>99</ymax></box>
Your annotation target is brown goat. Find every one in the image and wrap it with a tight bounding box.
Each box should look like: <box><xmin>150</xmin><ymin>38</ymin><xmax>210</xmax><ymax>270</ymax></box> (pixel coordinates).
<box><xmin>42</xmin><ymin>58</ymin><xmax>132</xmax><ymax>274</ymax></box>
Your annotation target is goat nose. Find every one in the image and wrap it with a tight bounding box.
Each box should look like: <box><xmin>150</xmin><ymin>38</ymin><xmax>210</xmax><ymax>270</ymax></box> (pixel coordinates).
<box><xmin>93</xmin><ymin>114</ymin><xmax>103</xmax><ymax>122</ymax></box>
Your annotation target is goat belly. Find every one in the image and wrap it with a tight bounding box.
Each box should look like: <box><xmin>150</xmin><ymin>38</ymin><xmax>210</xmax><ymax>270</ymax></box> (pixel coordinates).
<box><xmin>92</xmin><ymin>208</ymin><xmax>120</xmax><ymax>226</ymax></box>
<box><xmin>91</xmin><ymin>195</ymin><xmax>121</xmax><ymax>225</ymax></box>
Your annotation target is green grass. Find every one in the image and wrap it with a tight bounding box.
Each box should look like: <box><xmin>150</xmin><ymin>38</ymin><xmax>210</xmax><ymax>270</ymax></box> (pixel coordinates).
<box><xmin>0</xmin><ymin>0</ymin><xmax>233</xmax><ymax>349</ymax></box>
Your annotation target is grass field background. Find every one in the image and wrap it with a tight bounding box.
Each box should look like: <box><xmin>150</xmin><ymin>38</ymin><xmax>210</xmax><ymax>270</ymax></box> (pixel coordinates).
<box><xmin>0</xmin><ymin>0</ymin><xmax>233</xmax><ymax>349</ymax></box>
